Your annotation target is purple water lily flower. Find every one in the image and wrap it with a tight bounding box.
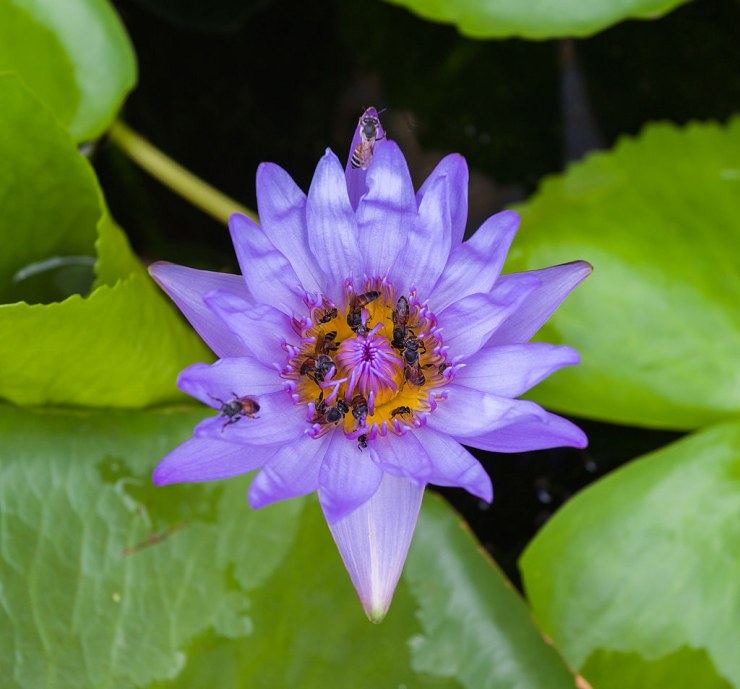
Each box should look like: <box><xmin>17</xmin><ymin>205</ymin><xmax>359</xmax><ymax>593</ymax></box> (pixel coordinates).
<box><xmin>150</xmin><ymin>108</ymin><xmax>590</xmax><ymax>622</ymax></box>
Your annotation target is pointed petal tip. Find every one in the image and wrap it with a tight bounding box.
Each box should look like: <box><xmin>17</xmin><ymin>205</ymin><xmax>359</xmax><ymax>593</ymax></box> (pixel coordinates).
<box><xmin>365</xmin><ymin>602</ymin><xmax>390</xmax><ymax>624</ymax></box>
<box><xmin>147</xmin><ymin>260</ymin><xmax>174</xmax><ymax>281</ymax></box>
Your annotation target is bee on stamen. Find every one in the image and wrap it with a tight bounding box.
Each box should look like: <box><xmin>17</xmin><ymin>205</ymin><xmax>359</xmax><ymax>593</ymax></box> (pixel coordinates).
<box><xmin>391</xmin><ymin>406</ymin><xmax>412</xmax><ymax>419</ymax></box>
<box><xmin>317</xmin><ymin>307</ymin><xmax>338</xmax><ymax>324</ymax></box>
<box><xmin>391</xmin><ymin>296</ymin><xmax>410</xmax><ymax>351</ymax></box>
<box><xmin>210</xmin><ymin>393</ymin><xmax>260</xmax><ymax>431</ymax></box>
<box><xmin>350</xmin><ymin>393</ymin><xmax>369</xmax><ymax>424</ymax></box>
<box><xmin>300</xmin><ymin>331</ymin><xmax>339</xmax><ymax>384</ymax></box>
<box><xmin>404</xmin><ymin>362</ymin><xmax>426</xmax><ymax>388</ymax></box>
<box><xmin>313</xmin><ymin>391</ymin><xmax>350</xmax><ymax>425</ymax></box>
<box><xmin>347</xmin><ymin>290</ymin><xmax>380</xmax><ymax>335</ymax></box>
<box><xmin>351</xmin><ymin>108</ymin><xmax>385</xmax><ymax>170</ymax></box>
<box><xmin>400</xmin><ymin>330</ymin><xmax>427</xmax><ymax>367</ymax></box>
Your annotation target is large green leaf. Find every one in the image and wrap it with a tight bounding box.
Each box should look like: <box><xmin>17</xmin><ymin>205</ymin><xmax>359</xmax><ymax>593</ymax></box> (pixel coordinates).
<box><xmin>384</xmin><ymin>0</ymin><xmax>689</xmax><ymax>39</ymax></box>
<box><xmin>507</xmin><ymin>117</ymin><xmax>740</xmax><ymax>430</ymax></box>
<box><xmin>0</xmin><ymin>0</ymin><xmax>136</xmax><ymax>141</ymax></box>
<box><xmin>0</xmin><ymin>74</ymin><xmax>210</xmax><ymax>408</ymax></box>
<box><xmin>0</xmin><ymin>402</ymin><xmax>578</xmax><ymax>689</ymax></box>
<box><xmin>520</xmin><ymin>421</ymin><xmax>740</xmax><ymax>689</ymax></box>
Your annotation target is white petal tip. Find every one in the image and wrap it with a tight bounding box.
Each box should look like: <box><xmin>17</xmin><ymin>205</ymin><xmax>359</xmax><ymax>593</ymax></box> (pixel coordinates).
<box><xmin>365</xmin><ymin>601</ymin><xmax>390</xmax><ymax>624</ymax></box>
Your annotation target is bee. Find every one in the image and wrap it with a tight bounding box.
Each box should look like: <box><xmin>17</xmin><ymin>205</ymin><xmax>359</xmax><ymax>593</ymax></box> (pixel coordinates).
<box><xmin>211</xmin><ymin>393</ymin><xmax>260</xmax><ymax>430</ymax></box>
<box><xmin>350</xmin><ymin>393</ymin><xmax>369</xmax><ymax>423</ymax></box>
<box><xmin>404</xmin><ymin>362</ymin><xmax>426</xmax><ymax>388</ymax></box>
<box><xmin>314</xmin><ymin>391</ymin><xmax>350</xmax><ymax>425</ymax></box>
<box><xmin>391</xmin><ymin>406</ymin><xmax>412</xmax><ymax>419</ymax></box>
<box><xmin>357</xmin><ymin>434</ymin><xmax>368</xmax><ymax>451</ymax></box>
<box><xmin>391</xmin><ymin>296</ymin><xmax>410</xmax><ymax>351</ymax></box>
<box><xmin>317</xmin><ymin>307</ymin><xmax>338</xmax><ymax>324</ymax></box>
<box><xmin>346</xmin><ymin>290</ymin><xmax>380</xmax><ymax>335</ymax></box>
<box><xmin>300</xmin><ymin>331</ymin><xmax>339</xmax><ymax>384</ymax></box>
<box><xmin>351</xmin><ymin>108</ymin><xmax>385</xmax><ymax>170</ymax></box>
<box><xmin>400</xmin><ymin>331</ymin><xmax>427</xmax><ymax>367</ymax></box>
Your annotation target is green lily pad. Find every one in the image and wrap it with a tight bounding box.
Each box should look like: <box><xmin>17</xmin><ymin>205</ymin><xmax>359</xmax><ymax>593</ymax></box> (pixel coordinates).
<box><xmin>0</xmin><ymin>0</ymin><xmax>136</xmax><ymax>141</ymax></box>
<box><xmin>507</xmin><ymin>117</ymin><xmax>740</xmax><ymax>430</ymax></box>
<box><xmin>0</xmin><ymin>402</ymin><xmax>578</xmax><ymax>689</ymax></box>
<box><xmin>0</xmin><ymin>74</ymin><xmax>210</xmax><ymax>408</ymax></box>
<box><xmin>383</xmin><ymin>0</ymin><xmax>689</xmax><ymax>39</ymax></box>
<box><xmin>520</xmin><ymin>420</ymin><xmax>740</xmax><ymax>688</ymax></box>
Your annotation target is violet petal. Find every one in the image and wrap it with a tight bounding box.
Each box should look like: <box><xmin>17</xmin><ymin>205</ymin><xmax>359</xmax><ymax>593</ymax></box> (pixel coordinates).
<box><xmin>415</xmin><ymin>153</ymin><xmax>468</xmax><ymax>246</ymax></box>
<box><xmin>256</xmin><ymin>162</ymin><xmax>326</xmax><ymax>292</ymax></box>
<box><xmin>194</xmin><ymin>390</ymin><xmax>306</xmax><ymax>445</ymax></box>
<box><xmin>439</xmin><ymin>275</ymin><xmax>541</xmax><ymax>361</ymax></box>
<box><xmin>415</xmin><ymin>428</ymin><xmax>493</xmax><ymax>502</ymax></box>
<box><xmin>153</xmin><ymin>436</ymin><xmax>274</xmax><ymax>486</ymax></box>
<box><xmin>318</xmin><ymin>432</ymin><xmax>384</xmax><ymax>523</ymax></box>
<box><xmin>248</xmin><ymin>433</ymin><xmax>331</xmax><ymax>509</ymax></box>
<box><xmin>326</xmin><ymin>472</ymin><xmax>424</xmax><ymax>622</ymax></box>
<box><xmin>229</xmin><ymin>213</ymin><xmax>305</xmax><ymax>313</ymax></box>
<box><xmin>458</xmin><ymin>411</ymin><xmax>588</xmax><ymax>452</ymax></box>
<box><xmin>356</xmin><ymin>140</ymin><xmax>416</xmax><ymax>278</ymax></box>
<box><xmin>203</xmin><ymin>290</ymin><xmax>293</xmax><ymax>366</ymax></box>
<box><xmin>369</xmin><ymin>431</ymin><xmax>432</xmax><ymax>485</ymax></box>
<box><xmin>307</xmin><ymin>149</ymin><xmax>363</xmax><ymax>299</ymax></box>
<box><xmin>148</xmin><ymin>262</ymin><xmax>250</xmax><ymax>358</ymax></box>
<box><xmin>176</xmin><ymin>357</ymin><xmax>283</xmax><ymax>407</ymax></box>
<box><xmin>430</xmin><ymin>210</ymin><xmax>520</xmax><ymax>312</ymax></box>
<box><xmin>426</xmin><ymin>384</ymin><xmax>546</xmax><ymax>438</ymax></box>
<box><xmin>390</xmin><ymin>173</ymin><xmax>451</xmax><ymax>296</ymax></box>
<box><xmin>487</xmin><ymin>261</ymin><xmax>592</xmax><ymax>345</ymax></box>
<box><xmin>455</xmin><ymin>343</ymin><xmax>580</xmax><ymax>397</ymax></box>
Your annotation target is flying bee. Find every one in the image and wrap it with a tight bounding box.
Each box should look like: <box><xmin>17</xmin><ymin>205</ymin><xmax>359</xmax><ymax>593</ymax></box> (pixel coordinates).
<box><xmin>210</xmin><ymin>393</ymin><xmax>260</xmax><ymax>431</ymax></box>
<box><xmin>346</xmin><ymin>290</ymin><xmax>381</xmax><ymax>334</ymax></box>
<box><xmin>404</xmin><ymin>362</ymin><xmax>426</xmax><ymax>388</ymax></box>
<box><xmin>351</xmin><ymin>108</ymin><xmax>385</xmax><ymax>170</ymax></box>
<box><xmin>391</xmin><ymin>406</ymin><xmax>412</xmax><ymax>419</ymax></box>
<box><xmin>317</xmin><ymin>306</ymin><xmax>338</xmax><ymax>324</ymax></box>
<box><xmin>314</xmin><ymin>391</ymin><xmax>350</xmax><ymax>425</ymax></box>
<box><xmin>357</xmin><ymin>434</ymin><xmax>368</xmax><ymax>451</ymax></box>
<box><xmin>350</xmin><ymin>393</ymin><xmax>369</xmax><ymax>423</ymax></box>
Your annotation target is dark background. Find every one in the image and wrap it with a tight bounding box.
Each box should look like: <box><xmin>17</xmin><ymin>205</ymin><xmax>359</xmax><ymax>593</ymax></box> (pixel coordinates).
<box><xmin>100</xmin><ymin>0</ymin><xmax>738</xmax><ymax>584</ymax></box>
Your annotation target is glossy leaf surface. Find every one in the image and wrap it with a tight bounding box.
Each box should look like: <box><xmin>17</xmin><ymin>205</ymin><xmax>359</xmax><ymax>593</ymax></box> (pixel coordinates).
<box><xmin>0</xmin><ymin>0</ymin><xmax>136</xmax><ymax>141</ymax></box>
<box><xmin>384</xmin><ymin>0</ymin><xmax>689</xmax><ymax>39</ymax></box>
<box><xmin>507</xmin><ymin>118</ymin><xmax>740</xmax><ymax>430</ymax></box>
<box><xmin>521</xmin><ymin>421</ymin><xmax>740</xmax><ymax>688</ymax></box>
<box><xmin>0</xmin><ymin>75</ymin><xmax>210</xmax><ymax>408</ymax></box>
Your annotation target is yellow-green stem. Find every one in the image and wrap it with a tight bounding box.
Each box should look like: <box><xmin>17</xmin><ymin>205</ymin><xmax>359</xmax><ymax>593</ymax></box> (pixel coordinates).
<box><xmin>108</xmin><ymin>120</ymin><xmax>258</xmax><ymax>226</ymax></box>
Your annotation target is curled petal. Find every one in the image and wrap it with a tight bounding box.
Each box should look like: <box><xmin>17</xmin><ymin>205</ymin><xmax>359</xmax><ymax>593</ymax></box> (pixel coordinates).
<box><xmin>248</xmin><ymin>433</ymin><xmax>331</xmax><ymax>509</ymax></box>
<box><xmin>256</xmin><ymin>163</ymin><xmax>326</xmax><ymax>292</ymax></box>
<box><xmin>153</xmin><ymin>436</ymin><xmax>274</xmax><ymax>486</ymax></box>
<box><xmin>326</xmin><ymin>472</ymin><xmax>424</xmax><ymax>623</ymax></box>
<box><xmin>229</xmin><ymin>213</ymin><xmax>304</xmax><ymax>313</ymax></box>
<box><xmin>487</xmin><ymin>261</ymin><xmax>592</xmax><ymax>345</ymax></box>
<box><xmin>318</xmin><ymin>432</ymin><xmax>384</xmax><ymax>523</ymax></box>
<box><xmin>307</xmin><ymin>149</ymin><xmax>363</xmax><ymax>299</ymax></box>
<box><xmin>390</xmin><ymin>173</ymin><xmax>451</xmax><ymax>296</ymax></box>
<box><xmin>416</xmin><ymin>153</ymin><xmax>468</xmax><ymax>246</ymax></box>
<box><xmin>203</xmin><ymin>290</ymin><xmax>293</xmax><ymax>366</ymax></box>
<box><xmin>414</xmin><ymin>429</ymin><xmax>492</xmax><ymax>502</ymax></box>
<box><xmin>177</xmin><ymin>357</ymin><xmax>283</xmax><ymax>407</ymax></box>
<box><xmin>426</xmin><ymin>384</ymin><xmax>546</xmax><ymax>438</ymax></box>
<box><xmin>356</xmin><ymin>140</ymin><xmax>416</xmax><ymax>278</ymax></box>
<box><xmin>439</xmin><ymin>275</ymin><xmax>540</xmax><ymax>361</ymax></box>
<box><xmin>194</xmin><ymin>391</ymin><xmax>306</xmax><ymax>445</ymax></box>
<box><xmin>459</xmin><ymin>411</ymin><xmax>588</xmax><ymax>452</ymax></box>
<box><xmin>148</xmin><ymin>262</ymin><xmax>250</xmax><ymax>358</ymax></box>
<box><xmin>455</xmin><ymin>344</ymin><xmax>580</xmax><ymax>398</ymax></box>
<box><xmin>430</xmin><ymin>210</ymin><xmax>520</xmax><ymax>312</ymax></box>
